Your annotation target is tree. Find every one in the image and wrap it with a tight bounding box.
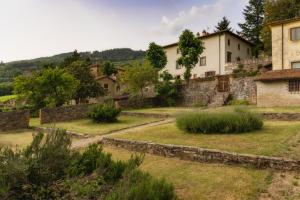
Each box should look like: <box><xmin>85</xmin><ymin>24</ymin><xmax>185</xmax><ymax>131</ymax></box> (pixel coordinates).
<box><xmin>177</xmin><ymin>29</ymin><xmax>205</xmax><ymax>80</ymax></box>
<box><xmin>238</xmin><ymin>0</ymin><xmax>264</xmax><ymax>57</ymax></box>
<box><xmin>66</xmin><ymin>61</ymin><xmax>104</xmax><ymax>104</ymax></box>
<box><xmin>262</xmin><ymin>0</ymin><xmax>300</xmax><ymax>54</ymax></box>
<box><xmin>14</xmin><ymin>68</ymin><xmax>78</xmax><ymax>109</ymax></box>
<box><xmin>146</xmin><ymin>42</ymin><xmax>167</xmax><ymax>70</ymax></box>
<box><xmin>102</xmin><ymin>61</ymin><xmax>117</xmax><ymax>76</ymax></box>
<box><xmin>60</xmin><ymin>50</ymin><xmax>81</xmax><ymax>68</ymax></box>
<box><xmin>156</xmin><ymin>71</ymin><xmax>182</xmax><ymax>106</ymax></box>
<box><xmin>119</xmin><ymin>61</ymin><xmax>158</xmax><ymax>99</ymax></box>
<box><xmin>215</xmin><ymin>16</ymin><xmax>233</xmax><ymax>32</ymax></box>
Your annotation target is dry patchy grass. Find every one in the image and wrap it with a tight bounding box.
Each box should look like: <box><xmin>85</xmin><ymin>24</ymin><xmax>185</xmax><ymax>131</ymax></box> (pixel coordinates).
<box><xmin>104</xmin><ymin>146</ymin><xmax>271</xmax><ymax>200</ymax></box>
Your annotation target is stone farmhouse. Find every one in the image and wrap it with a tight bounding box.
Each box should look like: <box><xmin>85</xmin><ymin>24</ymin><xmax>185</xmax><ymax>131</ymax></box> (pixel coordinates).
<box><xmin>256</xmin><ymin>17</ymin><xmax>300</xmax><ymax>107</ymax></box>
<box><xmin>163</xmin><ymin>30</ymin><xmax>253</xmax><ymax>79</ymax></box>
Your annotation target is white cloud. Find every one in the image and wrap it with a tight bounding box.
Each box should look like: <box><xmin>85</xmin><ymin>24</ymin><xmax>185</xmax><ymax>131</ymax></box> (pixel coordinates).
<box><xmin>155</xmin><ymin>0</ymin><xmax>248</xmax><ymax>36</ymax></box>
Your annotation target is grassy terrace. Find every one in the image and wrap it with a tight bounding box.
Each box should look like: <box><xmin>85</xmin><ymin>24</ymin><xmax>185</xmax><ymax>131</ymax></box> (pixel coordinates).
<box><xmin>126</xmin><ymin>105</ymin><xmax>300</xmax><ymax>115</ymax></box>
<box><xmin>104</xmin><ymin>146</ymin><xmax>271</xmax><ymax>200</ymax></box>
<box><xmin>0</xmin><ymin>94</ymin><xmax>17</xmax><ymax>103</ymax></box>
<box><xmin>31</xmin><ymin>116</ymin><xmax>158</xmax><ymax>136</ymax></box>
<box><xmin>0</xmin><ymin>129</ymin><xmax>34</xmax><ymax>148</ymax></box>
<box><xmin>111</xmin><ymin>121</ymin><xmax>300</xmax><ymax>159</ymax></box>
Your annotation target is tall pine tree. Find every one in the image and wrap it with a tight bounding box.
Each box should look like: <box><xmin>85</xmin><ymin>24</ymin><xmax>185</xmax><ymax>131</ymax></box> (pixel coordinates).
<box><xmin>238</xmin><ymin>0</ymin><xmax>264</xmax><ymax>58</ymax></box>
<box><xmin>215</xmin><ymin>16</ymin><xmax>232</xmax><ymax>32</ymax></box>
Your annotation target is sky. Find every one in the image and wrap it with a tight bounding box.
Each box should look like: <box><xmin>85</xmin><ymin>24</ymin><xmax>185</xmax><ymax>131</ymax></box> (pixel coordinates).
<box><xmin>0</xmin><ymin>0</ymin><xmax>248</xmax><ymax>62</ymax></box>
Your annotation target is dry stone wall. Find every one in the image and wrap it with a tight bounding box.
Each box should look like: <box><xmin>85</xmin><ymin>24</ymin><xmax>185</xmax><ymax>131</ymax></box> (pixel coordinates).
<box><xmin>40</xmin><ymin>104</ymin><xmax>95</xmax><ymax>124</ymax></box>
<box><xmin>0</xmin><ymin>110</ymin><xmax>30</xmax><ymax>131</ymax></box>
<box><xmin>101</xmin><ymin>137</ymin><xmax>300</xmax><ymax>171</ymax></box>
<box><xmin>230</xmin><ymin>77</ymin><xmax>257</xmax><ymax>104</ymax></box>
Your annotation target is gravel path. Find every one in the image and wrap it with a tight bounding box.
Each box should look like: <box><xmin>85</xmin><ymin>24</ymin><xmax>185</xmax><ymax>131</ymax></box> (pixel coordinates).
<box><xmin>71</xmin><ymin>118</ymin><xmax>174</xmax><ymax>149</ymax></box>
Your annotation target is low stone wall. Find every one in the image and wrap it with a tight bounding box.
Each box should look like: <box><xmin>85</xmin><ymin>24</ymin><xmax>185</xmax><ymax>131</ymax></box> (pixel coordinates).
<box><xmin>262</xmin><ymin>113</ymin><xmax>300</xmax><ymax>121</ymax></box>
<box><xmin>40</xmin><ymin>104</ymin><xmax>95</xmax><ymax>124</ymax></box>
<box><xmin>121</xmin><ymin>112</ymin><xmax>170</xmax><ymax>118</ymax></box>
<box><xmin>101</xmin><ymin>137</ymin><xmax>300</xmax><ymax>171</ymax></box>
<box><xmin>115</xmin><ymin>97</ymin><xmax>159</xmax><ymax>109</ymax></box>
<box><xmin>0</xmin><ymin>110</ymin><xmax>30</xmax><ymax>131</ymax></box>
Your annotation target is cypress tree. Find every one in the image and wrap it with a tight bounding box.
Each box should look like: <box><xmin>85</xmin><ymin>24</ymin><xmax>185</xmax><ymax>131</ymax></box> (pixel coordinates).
<box><xmin>238</xmin><ymin>0</ymin><xmax>264</xmax><ymax>58</ymax></box>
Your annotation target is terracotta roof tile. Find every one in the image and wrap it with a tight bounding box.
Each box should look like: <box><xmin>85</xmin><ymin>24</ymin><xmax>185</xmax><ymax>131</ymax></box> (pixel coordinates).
<box><xmin>255</xmin><ymin>69</ymin><xmax>300</xmax><ymax>81</ymax></box>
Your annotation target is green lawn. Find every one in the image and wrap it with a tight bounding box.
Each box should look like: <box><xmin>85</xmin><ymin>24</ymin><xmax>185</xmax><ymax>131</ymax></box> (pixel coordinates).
<box><xmin>104</xmin><ymin>146</ymin><xmax>271</xmax><ymax>200</ymax></box>
<box><xmin>33</xmin><ymin>116</ymin><xmax>158</xmax><ymax>135</ymax></box>
<box><xmin>0</xmin><ymin>129</ymin><xmax>34</xmax><ymax>148</ymax></box>
<box><xmin>0</xmin><ymin>95</ymin><xmax>17</xmax><ymax>103</ymax></box>
<box><xmin>111</xmin><ymin>121</ymin><xmax>300</xmax><ymax>159</ymax></box>
<box><xmin>126</xmin><ymin>107</ymin><xmax>198</xmax><ymax>114</ymax></box>
<box><xmin>126</xmin><ymin>105</ymin><xmax>300</xmax><ymax>115</ymax></box>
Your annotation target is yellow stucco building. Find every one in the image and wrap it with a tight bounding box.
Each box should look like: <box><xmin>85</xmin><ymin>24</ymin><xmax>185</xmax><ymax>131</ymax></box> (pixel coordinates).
<box><xmin>256</xmin><ymin>17</ymin><xmax>300</xmax><ymax>107</ymax></box>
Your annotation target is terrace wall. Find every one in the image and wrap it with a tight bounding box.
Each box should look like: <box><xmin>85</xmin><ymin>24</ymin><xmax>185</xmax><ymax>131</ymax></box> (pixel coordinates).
<box><xmin>40</xmin><ymin>104</ymin><xmax>95</xmax><ymax>124</ymax></box>
<box><xmin>102</xmin><ymin>137</ymin><xmax>300</xmax><ymax>171</ymax></box>
<box><xmin>179</xmin><ymin>76</ymin><xmax>257</xmax><ymax>106</ymax></box>
<box><xmin>0</xmin><ymin>110</ymin><xmax>30</xmax><ymax>131</ymax></box>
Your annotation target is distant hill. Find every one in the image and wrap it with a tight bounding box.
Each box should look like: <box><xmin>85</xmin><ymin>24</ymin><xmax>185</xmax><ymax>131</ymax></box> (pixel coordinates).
<box><xmin>0</xmin><ymin>48</ymin><xmax>146</xmax><ymax>83</ymax></box>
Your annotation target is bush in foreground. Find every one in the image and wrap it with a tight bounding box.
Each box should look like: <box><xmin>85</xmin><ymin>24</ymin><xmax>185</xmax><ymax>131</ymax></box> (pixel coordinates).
<box><xmin>176</xmin><ymin>108</ymin><xmax>263</xmax><ymax>134</ymax></box>
<box><xmin>0</xmin><ymin>130</ymin><xmax>177</xmax><ymax>200</ymax></box>
<box><xmin>88</xmin><ymin>103</ymin><xmax>121</xmax><ymax>123</ymax></box>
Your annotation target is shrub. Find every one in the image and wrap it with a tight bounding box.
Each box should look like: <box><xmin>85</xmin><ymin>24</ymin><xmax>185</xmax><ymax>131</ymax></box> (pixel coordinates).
<box><xmin>88</xmin><ymin>103</ymin><xmax>121</xmax><ymax>123</ymax></box>
<box><xmin>227</xmin><ymin>99</ymin><xmax>250</xmax><ymax>106</ymax></box>
<box><xmin>176</xmin><ymin>108</ymin><xmax>263</xmax><ymax>134</ymax></box>
<box><xmin>0</xmin><ymin>129</ymin><xmax>177</xmax><ymax>199</ymax></box>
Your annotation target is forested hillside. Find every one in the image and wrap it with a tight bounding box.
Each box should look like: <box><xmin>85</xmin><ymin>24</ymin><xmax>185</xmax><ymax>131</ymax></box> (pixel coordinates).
<box><xmin>0</xmin><ymin>48</ymin><xmax>145</xmax><ymax>83</ymax></box>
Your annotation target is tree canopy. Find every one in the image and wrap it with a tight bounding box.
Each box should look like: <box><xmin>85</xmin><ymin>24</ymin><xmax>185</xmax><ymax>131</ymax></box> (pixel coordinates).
<box><xmin>119</xmin><ymin>61</ymin><xmax>158</xmax><ymax>99</ymax></box>
<box><xmin>238</xmin><ymin>0</ymin><xmax>264</xmax><ymax>57</ymax></box>
<box><xmin>177</xmin><ymin>29</ymin><xmax>205</xmax><ymax>80</ymax></box>
<box><xmin>146</xmin><ymin>42</ymin><xmax>167</xmax><ymax>70</ymax></box>
<box><xmin>102</xmin><ymin>61</ymin><xmax>117</xmax><ymax>76</ymax></box>
<box><xmin>14</xmin><ymin>68</ymin><xmax>78</xmax><ymax>109</ymax></box>
<box><xmin>215</xmin><ymin>16</ymin><xmax>233</xmax><ymax>32</ymax></box>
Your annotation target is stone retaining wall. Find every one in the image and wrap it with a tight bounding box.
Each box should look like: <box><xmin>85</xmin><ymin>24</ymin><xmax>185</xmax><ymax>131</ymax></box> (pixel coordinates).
<box><xmin>40</xmin><ymin>104</ymin><xmax>96</xmax><ymax>124</ymax></box>
<box><xmin>101</xmin><ymin>137</ymin><xmax>300</xmax><ymax>171</ymax></box>
<box><xmin>0</xmin><ymin>110</ymin><xmax>30</xmax><ymax>131</ymax></box>
<box><xmin>262</xmin><ymin>113</ymin><xmax>300</xmax><ymax>121</ymax></box>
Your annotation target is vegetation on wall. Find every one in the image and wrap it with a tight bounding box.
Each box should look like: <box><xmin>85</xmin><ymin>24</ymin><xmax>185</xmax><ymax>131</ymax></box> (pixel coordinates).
<box><xmin>102</xmin><ymin>61</ymin><xmax>117</xmax><ymax>77</ymax></box>
<box><xmin>177</xmin><ymin>29</ymin><xmax>205</xmax><ymax>80</ymax></box>
<box><xmin>0</xmin><ymin>82</ymin><xmax>13</xmax><ymax>96</ymax></box>
<box><xmin>156</xmin><ymin>71</ymin><xmax>182</xmax><ymax>106</ymax></box>
<box><xmin>0</xmin><ymin>129</ymin><xmax>177</xmax><ymax>199</ymax></box>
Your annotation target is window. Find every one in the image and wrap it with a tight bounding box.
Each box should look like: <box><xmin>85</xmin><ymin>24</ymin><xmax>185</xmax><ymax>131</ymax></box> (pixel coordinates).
<box><xmin>291</xmin><ymin>27</ymin><xmax>300</xmax><ymax>41</ymax></box>
<box><xmin>176</xmin><ymin>62</ymin><xmax>182</xmax><ymax>69</ymax></box>
<box><xmin>200</xmin><ymin>57</ymin><xmax>206</xmax><ymax>66</ymax></box>
<box><xmin>228</xmin><ymin>39</ymin><xmax>231</xmax><ymax>46</ymax></box>
<box><xmin>104</xmin><ymin>84</ymin><xmax>109</xmax><ymax>92</ymax></box>
<box><xmin>205</xmin><ymin>71</ymin><xmax>216</xmax><ymax>77</ymax></box>
<box><xmin>176</xmin><ymin>75</ymin><xmax>181</xmax><ymax>79</ymax></box>
<box><xmin>238</xmin><ymin>44</ymin><xmax>240</xmax><ymax>50</ymax></box>
<box><xmin>236</xmin><ymin>57</ymin><xmax>241</xmax><ymax>62</ymax></box>
<box><xmin>193</xmin><ymin>74</ymin><xmax>197</xmax><ymax>79</ymax></box>
<box><xmin>227</xmin><ymin>52</ymin><xmax>232</xmax><ymax>63</ymax></box>
<box><xmin>247</xmin><ymin>48</ymin><xmax>250</xmax><ymax>55</ymax></box>
<box><xmin>116</xmin><ymin>85</ymin><xmax>120</xmax><ymax>92</ymax></box>
<box><xmin>289</xmin><ymin>80</ymin><xmax>300</xmax><ymax>92</ymax></box>
<box><xmin>176</xmin><ymin>48</ymin><xmax>180</xmax><ymax>54</ymax></box>
<box><xmin>292</xmin><ymin>61</ymin><xmax>300</xmax><ymax>69</ymax></box>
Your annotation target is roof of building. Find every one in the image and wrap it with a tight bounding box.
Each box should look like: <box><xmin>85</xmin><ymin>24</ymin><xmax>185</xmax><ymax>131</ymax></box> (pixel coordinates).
<box><xmin>268</xmin><ymin>17</ymin><xmax>300</xmax><ymax>27</ymax></box>
<box><xmin>255</xmin><ymin>69</ymin><xmax>300</xmax><ymax>81</ymax></box>
<box><xmin>162</xmin><ymin>30</ymin><xmax>253</xmax><ymax>49</ymax></box>
<box><xmin>96</xmin><ymin>76</ymin><xmax>117</xmax><ymax>82</ymax></box>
